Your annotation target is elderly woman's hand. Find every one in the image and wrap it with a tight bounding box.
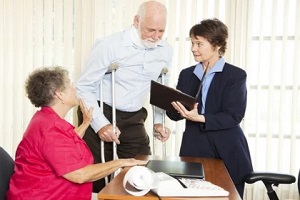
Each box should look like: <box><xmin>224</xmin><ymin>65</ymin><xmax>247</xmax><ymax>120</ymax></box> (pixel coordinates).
<box><xmin>121</xmin><ymin>158</ymin><xmax>148</xmax><ymax>167</ymax></box>
<box><xmin>79</xmin><ymin>99</ymin><xmax>93</xmax><ymax>125</ymax></box>
<box><xmin>75</xmin><ymin>99</ymin><xmax>93</xmax><ymax>137</ymax></box>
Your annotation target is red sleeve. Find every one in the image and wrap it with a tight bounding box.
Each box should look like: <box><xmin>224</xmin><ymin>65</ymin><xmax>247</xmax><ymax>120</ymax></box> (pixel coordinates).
<box><xmin>42</xmin><ymin>123</ymin><xmax>93</xmax><ymax>176</ymax></box>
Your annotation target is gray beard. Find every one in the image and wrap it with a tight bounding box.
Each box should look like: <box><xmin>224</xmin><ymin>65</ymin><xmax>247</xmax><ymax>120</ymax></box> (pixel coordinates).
<box><xmin>140</xmin><ymin>39</ymin><xmax>159</xmax><ymax>49</ymax></box>
<box><xmin>130</xmin><ymin>26</ymin><xmax>160</xmax><ymax>49</ymax></box>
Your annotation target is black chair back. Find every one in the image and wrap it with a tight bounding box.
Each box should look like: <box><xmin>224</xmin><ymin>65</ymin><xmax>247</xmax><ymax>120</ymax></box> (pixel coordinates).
<box><xmin>0</xmin><ymin>147</ymin><xmax>14</xmax><ymax>200</ymax></box>
<box><xmin>298</xmin><ymin>170</ymin><xmax>300</xmax><ymax>195</ymax></box>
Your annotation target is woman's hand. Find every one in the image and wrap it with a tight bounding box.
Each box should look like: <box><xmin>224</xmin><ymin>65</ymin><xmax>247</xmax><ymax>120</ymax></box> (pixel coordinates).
<box><xmin>121</xmin><ymin>158</ymin><xmax>148</xmax><ymax>167</ymax></box>
<box><xmin>79</xmin><ymin>99</ymin><xmax>93</xmax><ymax>125</ymax></box>
<box><xmin>75</xmin><ymin>99</ymin><xmax>93</xmax><ymax>137</ymax></box>
<box><xmin>171</xmin><ymin>101</ymin><xmax>205</xmax><ymax>123</ymax></box>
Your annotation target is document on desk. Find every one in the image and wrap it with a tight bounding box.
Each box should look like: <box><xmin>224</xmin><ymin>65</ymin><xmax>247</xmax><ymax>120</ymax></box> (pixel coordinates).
<box><xmin>123</xmin><ymin>166</ymin><xmax>229</xmax><ymax>197</ymax></box>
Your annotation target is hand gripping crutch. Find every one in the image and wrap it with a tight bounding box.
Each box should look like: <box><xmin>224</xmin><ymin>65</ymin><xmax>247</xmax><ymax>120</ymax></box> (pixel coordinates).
<box><xmin>99</xmin><ymin>63</ymin><xmax>119</xmax><ymax>184</ymax></box>
<box><xmin>152</xmin><ymin>67</ymin><xmax>168</xmax><ymax>156</ymax></box>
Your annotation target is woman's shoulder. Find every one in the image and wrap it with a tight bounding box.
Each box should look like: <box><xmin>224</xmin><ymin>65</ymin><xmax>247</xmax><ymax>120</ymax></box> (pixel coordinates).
<box><xmin>223</xmin><ymin>63</ymin><xmax>246</xmax><ymax>77</ymax></box>
<box><xmin>29</xmin><ymin>108</ymin><xmax>74</xmax><ymax>136</ymax></box>
<box><xmin>180</xmin><ymin>65</ymin><xmax>197</xmax><ymax>74</ymax></box>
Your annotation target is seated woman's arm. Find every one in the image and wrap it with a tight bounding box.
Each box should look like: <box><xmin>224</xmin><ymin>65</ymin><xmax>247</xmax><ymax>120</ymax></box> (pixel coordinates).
<box><xmin>63</xmin><ymin>158</ymin><xmax>147</xmax><ymax>184</ymax></box>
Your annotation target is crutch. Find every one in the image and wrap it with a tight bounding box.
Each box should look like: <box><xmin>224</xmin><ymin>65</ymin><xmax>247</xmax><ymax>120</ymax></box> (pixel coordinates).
<box><xmin>152</xmin><ymin>67</ymin><xmax>168</xmax><ymax>156</ymax></box>
<box><xmin>99</xmin><ymin>63</ymin><xmax>119</xmax><ymax>184</ymax></box>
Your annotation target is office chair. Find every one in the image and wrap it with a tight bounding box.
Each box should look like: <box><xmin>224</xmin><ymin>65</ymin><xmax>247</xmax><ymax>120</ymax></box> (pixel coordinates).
<box><xmin>245</xmin><ymin>170</ymin><xmax>298</xmax><ymax>200</ymax></box>
<box><xmin>0</xmin><ymin>146</ymin><xmax>14</xmax><ymax>200</ymax></box>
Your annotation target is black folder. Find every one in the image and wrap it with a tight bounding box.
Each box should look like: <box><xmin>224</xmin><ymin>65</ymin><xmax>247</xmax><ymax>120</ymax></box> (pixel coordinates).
<box><xmin>145</xmin><ymin>160</ymin><xmax>205</xmax><ymax>179</ymax></box>
<box><xmin>150</xmin><ymin>80</ymin><xmax>196</xmax><ymax>113</ymax></box>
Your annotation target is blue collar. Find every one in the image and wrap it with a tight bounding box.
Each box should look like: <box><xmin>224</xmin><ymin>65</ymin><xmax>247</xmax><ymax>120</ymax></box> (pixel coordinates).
<box><xmin>193</xmin><ymin>58</ymin><xmax>225</xmax><ymax>80</ymax></box>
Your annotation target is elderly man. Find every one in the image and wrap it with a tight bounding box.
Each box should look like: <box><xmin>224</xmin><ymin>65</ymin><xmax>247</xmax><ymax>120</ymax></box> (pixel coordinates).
<box><xmin>76</xmin><ymin>1</ymin><xmax>173</xmax><ymax>192</ymax></box>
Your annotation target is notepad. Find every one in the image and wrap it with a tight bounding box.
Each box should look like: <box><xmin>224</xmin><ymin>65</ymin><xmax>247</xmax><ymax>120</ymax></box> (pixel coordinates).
<box><xmin>150</xmin><ymin>80</ymin><xmax>196</xmax><ymax>113</ymax></box>
<box><xmin>145</xmin><ymin>160</ymin><xmax>205</xmax><ymax>179</ymax></box>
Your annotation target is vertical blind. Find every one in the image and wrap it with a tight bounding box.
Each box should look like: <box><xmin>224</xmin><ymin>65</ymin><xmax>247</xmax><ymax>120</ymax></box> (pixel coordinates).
<box><xmin>243</xmin><ymin>0</ymin><xmax>300</xmax><ymax>199</ymax></box>
<box><xmin>0</xmin><ymin>0</ymin><xmax>299</xmax><ymax>199</ymax></box>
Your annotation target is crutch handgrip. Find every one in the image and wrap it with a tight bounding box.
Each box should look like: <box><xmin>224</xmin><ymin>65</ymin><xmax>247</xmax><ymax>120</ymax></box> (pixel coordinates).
<box><xmin>106</xmin><ymin>63</ymin><xmax>119</xmax><ymax>73</ymax></box>
<box><xmin>161</xmin><ymin>67</ymin><xmax>168</xmax><ymax>75</ymax></box>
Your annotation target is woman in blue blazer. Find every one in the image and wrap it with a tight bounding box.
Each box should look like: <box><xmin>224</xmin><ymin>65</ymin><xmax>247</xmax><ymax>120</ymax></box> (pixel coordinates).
<box><xmin>167</xmin><ymin>18</ymin><xmax>253</xmax><ymax>198</ymax></box>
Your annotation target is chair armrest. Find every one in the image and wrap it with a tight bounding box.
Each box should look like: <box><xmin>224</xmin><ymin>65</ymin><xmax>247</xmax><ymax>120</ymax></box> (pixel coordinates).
<box><xmin>245</xmin><ymin>172</ymin><xmax>296</xmax><ymax>185</ymax></box>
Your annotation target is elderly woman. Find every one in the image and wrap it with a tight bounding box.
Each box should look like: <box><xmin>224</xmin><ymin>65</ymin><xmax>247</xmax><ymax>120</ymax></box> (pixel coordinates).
<box><xmin>6</xmin><ymin>66</ymin><xmax>146</xmax><ymax>200</ymax></box>
<box><xmin>167</xmin><ymin>18</ymin><xmax>253</xmax><ymax>198</ymax></box>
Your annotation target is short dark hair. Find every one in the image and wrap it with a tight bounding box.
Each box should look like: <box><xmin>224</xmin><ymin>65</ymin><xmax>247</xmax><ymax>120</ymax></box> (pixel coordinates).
<box><xmin>189</xmin><ymin>18</ymin><xmax>228</xmax><ymax>56</ymax></box>
<box><xmin>25</xmin><ymin>66</ymin><xmax>68</xmax><ymax>107</ymax></box>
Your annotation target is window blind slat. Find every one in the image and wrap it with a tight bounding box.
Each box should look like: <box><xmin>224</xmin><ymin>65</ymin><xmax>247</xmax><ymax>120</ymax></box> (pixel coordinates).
<box><xmin>12</xmin><ymin>0</ymin><xmax>26</xmax><ymax>158</ymax></box>
<box><xmin>2</xmin><ymin>0</ymin><xmax>14</xmax><ymax>153</ymax></box>
<box><xmin>43</xmin><ymin>0</ymin><xmax>53</xmax><ymax>66</ymax></box>
<box><xmin>74</xmin><ymin>0</ymin><xmax>83</xmax><ymax>79</ymax></box>
<box><xmin>32</xmin><ymin>0</ymin><xmax>43</xmax><ymax>67</ymax></box>
<box><xmin>54</xmin><ymin>0</ymin><xmax>63</xmax><ymax>65</ymax></box>
<box><xmin>63</xmin><ymin>0</ymin><xmax>74</xmax><ymax>69</ymax></box>
<box><xmin>0</xmin><ymin>0</ymin><xmax>5</xmax><ymax>147</ymax></box>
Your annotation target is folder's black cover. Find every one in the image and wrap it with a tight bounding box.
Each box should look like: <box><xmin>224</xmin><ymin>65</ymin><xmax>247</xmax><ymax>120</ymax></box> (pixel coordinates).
<box><xmin>150</xmin><ymin>80</ymin><xmax>196</xmax><ymax>113</ymax></box>
<box><xmin>145</xmin><ymin>160</ymin><xmax>205</xmax><ymax>179</ymax></box>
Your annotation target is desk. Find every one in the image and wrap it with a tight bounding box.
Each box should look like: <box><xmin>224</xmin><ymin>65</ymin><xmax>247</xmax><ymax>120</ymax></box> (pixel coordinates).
<box><xmin>98</xmin><ymin>155</ymin><xmax>241</xmax><ymax>200</ymax></box>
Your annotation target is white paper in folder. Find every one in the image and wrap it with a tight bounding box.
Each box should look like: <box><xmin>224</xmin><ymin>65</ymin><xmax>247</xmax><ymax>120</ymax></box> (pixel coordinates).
<box><xmin>123</xmin><ymin>166</ymin><xmax>229</xmax><ymax>197</ymax></box>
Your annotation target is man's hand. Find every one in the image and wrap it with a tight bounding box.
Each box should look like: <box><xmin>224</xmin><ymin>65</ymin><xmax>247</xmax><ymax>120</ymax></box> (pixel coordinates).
<box><xmin>98</xmin><ymin>124</ymin><xmax>121</xmax><ymax>144</ymax></box>
<box><xmin>153</xmin><ymin>123</ymin><xmax>170</xmax><ymax>142</ymax></box>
